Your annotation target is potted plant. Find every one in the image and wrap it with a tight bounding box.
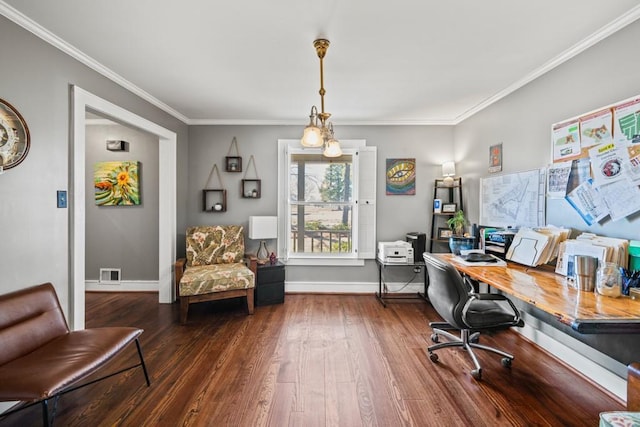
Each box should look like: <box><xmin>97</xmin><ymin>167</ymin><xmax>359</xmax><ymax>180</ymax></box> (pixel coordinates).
<box><xmin>446</xmin><ymin>210</ymin><xmax>475</xmax><ymax>255</ymax></box>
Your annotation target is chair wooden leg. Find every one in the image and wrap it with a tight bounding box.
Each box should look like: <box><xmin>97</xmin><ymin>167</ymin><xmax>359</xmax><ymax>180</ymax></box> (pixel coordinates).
<box><xmin>246</xmin><ymin>288</ymin><xmax>255</xmax><ymax>314</ymax></box>
<box><xmin>180</xmin><ymin>297</ymin><xmax>190</xmax><ymax>324</ymax></box>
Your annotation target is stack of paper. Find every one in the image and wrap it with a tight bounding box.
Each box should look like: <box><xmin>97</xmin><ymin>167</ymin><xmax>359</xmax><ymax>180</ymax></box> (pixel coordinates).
<box><xmin>555</xmin><ymin>232</ymin><xmax>629</xmax><ymax>277</ymax></box>
<box><xmin>506</xmin><ymin>226</ymin><xmax>570</xmax><ymax>267</ymax></box>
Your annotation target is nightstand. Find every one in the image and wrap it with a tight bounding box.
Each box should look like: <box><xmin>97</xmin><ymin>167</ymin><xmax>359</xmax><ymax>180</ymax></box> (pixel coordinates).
<box><xmin>255</xmin><ymin>261</ymin><xmax>285</xmax><ymax>306</ymax></box>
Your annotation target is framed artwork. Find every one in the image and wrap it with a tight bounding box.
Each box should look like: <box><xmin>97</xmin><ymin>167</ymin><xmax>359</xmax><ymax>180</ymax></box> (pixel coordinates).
<box><xmin>94</xmin><ymin>161</ymin><xmax>141</xmax><ymax>206</ymax></box>
<box><xmin>442</xmin><ymin>203</ymin><xmax>457</xmax><ymax>213</ymax></box>
<box><xmin>386</xmin><ymin>158</ymin><xmax>416</xmax><ymax>195</ymax></box>
<box><xmin>489</xmin><ymin>143</ymin><xmax>502</xmax><ymax>173</ymax></box>
<box><xmin>0</xmin><ymin>98</ymin><xmax>30</xmax><ymax>171</ymax></box>
<box><xmin>437</xmin><ymin>227</ymin><xmax>452</xmax><ymax>239</ymax></box>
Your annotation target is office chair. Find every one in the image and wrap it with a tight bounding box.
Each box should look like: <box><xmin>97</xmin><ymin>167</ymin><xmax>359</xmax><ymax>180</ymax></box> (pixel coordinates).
<box><xmin>423</xmin><ymin>252</ymin><xmax>523</xmax><ymax>380</ymax></box>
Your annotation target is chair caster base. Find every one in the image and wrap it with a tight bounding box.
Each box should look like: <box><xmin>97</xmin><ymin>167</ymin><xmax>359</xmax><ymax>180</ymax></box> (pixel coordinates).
<box><xmin>501</xmin><ymin>357</ymin><xmax>513</xmax><ymax>368</ymax></box>
<box><xmin>429</xmin><ymin>352</ymin><xmax>439</xmax><ymax>363</ymax></box>
<box><xmin>471</xmin><ymin>368</ymin><xmax>482</xmax><ymax>380</ymax></box>
<box><xmin>431</xmin><ymin>334</ymin><xmax>439</xmax><ymax>343</ymax></box>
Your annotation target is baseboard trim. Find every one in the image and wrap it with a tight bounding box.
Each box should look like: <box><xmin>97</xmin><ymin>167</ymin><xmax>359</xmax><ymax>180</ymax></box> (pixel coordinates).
<box><xmin>285</xmin><ymin>280</ymin><xmax>424</xmax><ymax>294</ymax></box>
<box><xmin>85</xmin><ymin>280</ymin><xmax>158</xmax><ymax>292</ymax></box>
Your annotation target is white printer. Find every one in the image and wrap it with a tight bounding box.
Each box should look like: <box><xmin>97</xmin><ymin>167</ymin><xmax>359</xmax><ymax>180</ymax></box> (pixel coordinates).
<box><xmin>377</xmin><ymin>241</ymin><xmax>414</xmax><ymax>264</ymax></box>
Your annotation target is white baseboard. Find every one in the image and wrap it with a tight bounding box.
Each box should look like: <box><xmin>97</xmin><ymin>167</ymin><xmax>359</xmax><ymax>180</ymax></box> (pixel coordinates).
<box><xmin>285</xmin><ymin>280</ymin><xmax>424</xmax><ymax>294</ymax></box>
<box><xmin>85</xmin><ymin>280</ymin><xmax>158</xmax><ymax>292</ymax></box>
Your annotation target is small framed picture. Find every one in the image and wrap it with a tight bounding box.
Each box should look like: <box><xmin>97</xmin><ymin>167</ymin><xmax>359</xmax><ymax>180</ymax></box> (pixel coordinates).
<box><xmin>442</xmin><ymin>203</ymin><xmax>457</xmax><ymax>213</ymax></box>
<box><xmin>433</xmin><ymin>198</ymin><xmax>442</xmax><ymax>213</ymax></box>
<box><xmin>437</xmin><ymin>227</ymin><xmax>453</xmax><ymax>239</ymax></box>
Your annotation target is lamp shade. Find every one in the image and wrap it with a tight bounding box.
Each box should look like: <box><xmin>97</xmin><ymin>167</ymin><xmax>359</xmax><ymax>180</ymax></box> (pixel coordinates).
<box><xmin>323</xmin><ymin>138</ymin><xmax>342</xmax><ymax>157</ymax></box>
<box><xmin>301</xmin><ymin>124</ymin><xmax>323</xmax><ymax>147</ymax></box>
<box><xmin>248</xmin><ymin>216</ymin><xmax>278</xmax><ymax>240</ymax></box>
<box><xmin>442</xmin><ymin>161</ymin><xmax>456</xmax><ymax>177</ymax></box>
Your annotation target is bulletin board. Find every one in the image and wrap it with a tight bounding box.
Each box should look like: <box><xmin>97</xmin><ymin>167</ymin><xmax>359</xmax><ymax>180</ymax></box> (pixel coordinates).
<box><xmin>548</xmin><ymin>94</ymin><xmax>640</xmax><ymax>226</ymax></box>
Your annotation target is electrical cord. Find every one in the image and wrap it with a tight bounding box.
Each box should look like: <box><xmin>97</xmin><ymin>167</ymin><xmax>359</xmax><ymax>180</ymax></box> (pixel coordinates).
<box><xmin>381</xmin><ymin>268</ymin><xmax>420</xmax><ymax>293</ymax></box>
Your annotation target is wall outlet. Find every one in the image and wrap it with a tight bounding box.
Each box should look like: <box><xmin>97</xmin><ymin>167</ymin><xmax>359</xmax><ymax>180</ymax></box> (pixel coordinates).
<box><xmin>57</xmin><ymin>190</ymin><xmax>67</xmax><ymax>208</ymax></box>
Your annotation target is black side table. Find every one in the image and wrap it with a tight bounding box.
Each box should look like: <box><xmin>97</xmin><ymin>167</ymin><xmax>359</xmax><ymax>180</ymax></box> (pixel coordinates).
<box><xmin>255</xmin><ymin>261</ymin><xmax>285</xmax><ymax>306</ymax></box>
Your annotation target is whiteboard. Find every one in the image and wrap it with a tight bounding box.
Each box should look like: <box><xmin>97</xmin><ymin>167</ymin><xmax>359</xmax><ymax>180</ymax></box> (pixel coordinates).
<box><xmin>480</xmin><ymin>168</ymin><xmax>546</xmax><ymax>228</ymax></box>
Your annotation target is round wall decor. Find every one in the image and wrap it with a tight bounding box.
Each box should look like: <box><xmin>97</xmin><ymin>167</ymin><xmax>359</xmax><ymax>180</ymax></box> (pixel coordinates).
<box><xmin>0</xmin><ymin>98</ymin><xmax>30</xmax><ymax>170</ymax></box>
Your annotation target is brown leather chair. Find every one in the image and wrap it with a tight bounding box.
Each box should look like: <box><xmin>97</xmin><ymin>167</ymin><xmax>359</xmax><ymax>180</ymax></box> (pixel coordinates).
<box><xmin>0</xmin><ymin>283</ymin><xmax>150</xmax><ymax>426</ymax></box>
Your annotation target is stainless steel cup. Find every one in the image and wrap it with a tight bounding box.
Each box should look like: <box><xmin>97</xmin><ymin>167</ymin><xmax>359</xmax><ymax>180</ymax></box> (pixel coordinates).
<box><xmin>575</xmin><ymin>255</ymin><xmax>598</xmax><ymax>292</ymax></box>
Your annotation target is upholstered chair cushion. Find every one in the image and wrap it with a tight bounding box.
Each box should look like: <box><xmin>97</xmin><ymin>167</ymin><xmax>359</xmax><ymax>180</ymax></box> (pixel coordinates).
<box><xmin>185</xmin><ymin>225</ymin><xmax>245</xmax><ymax>267</ymax></box>
<box><xmin>179</xmin><ymin>263</ymin><xmax>255</xmax><ymax>297</ymax></box>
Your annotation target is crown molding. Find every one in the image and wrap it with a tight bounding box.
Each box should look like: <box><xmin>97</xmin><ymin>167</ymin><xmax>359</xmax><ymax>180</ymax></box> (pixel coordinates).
<box><xmin>456</xmin><ymin>4</ymin><xmax>640</xmax><ymax>124</ymax></box>
<box><xmin>187</xmin><ymin>118</ymin><xmax>457</xmax><ymax>126</ymax></box>
<box><xmin>0</xmin><ymin>1</ymin><xmax>189</xmax><ymax>124</ymax></box>
<box><xmin>3</xmin><ymin>1</ymin><xmax>639</xmax><ymax>126</ymax></box>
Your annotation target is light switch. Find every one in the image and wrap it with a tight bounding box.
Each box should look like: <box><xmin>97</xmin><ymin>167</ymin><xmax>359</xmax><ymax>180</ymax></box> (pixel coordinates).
<box><xmin>57</xmin><ymin>190</ymin><xmax>67</xmax><ymax>208</ymax></box>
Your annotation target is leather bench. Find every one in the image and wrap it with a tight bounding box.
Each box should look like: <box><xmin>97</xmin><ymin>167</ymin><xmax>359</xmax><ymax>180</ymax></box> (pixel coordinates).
<box><xmin>0</xmin><ymin>283</ymin><xmax>150</xmax><ymax>426</ymax></box>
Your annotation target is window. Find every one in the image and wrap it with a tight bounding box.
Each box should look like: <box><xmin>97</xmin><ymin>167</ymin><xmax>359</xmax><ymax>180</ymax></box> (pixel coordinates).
<box><xmin>277</xmin><ymin>140</ymin><xmax>376</xmax><ymax>266</ymax></box>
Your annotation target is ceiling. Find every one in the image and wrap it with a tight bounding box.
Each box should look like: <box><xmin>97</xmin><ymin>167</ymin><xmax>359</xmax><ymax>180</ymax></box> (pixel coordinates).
<box><xmin>3</xmin><ymin>1</ymin><xmax>640</xmax><ymax>125</ymax></box>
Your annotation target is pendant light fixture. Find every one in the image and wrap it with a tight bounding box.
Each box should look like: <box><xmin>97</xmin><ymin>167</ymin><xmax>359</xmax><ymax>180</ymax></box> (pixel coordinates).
<box><xmin>300</xmin><ymin>39</ymin><xmax>342</xmax><ymax>158</ymax></box>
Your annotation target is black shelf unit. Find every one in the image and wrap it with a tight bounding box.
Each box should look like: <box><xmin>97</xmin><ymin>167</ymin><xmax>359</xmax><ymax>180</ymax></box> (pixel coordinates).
<box><xmin>429</xmin><ymin>178</ymin><xmax>463</xmax><ymax>253</ymax></box>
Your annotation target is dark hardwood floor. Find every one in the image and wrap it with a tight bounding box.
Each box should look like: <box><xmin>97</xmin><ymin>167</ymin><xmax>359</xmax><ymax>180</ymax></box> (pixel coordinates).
<box><xmin>1</xmin><ymin>292</ymin><xmax>624</xmax><ymax>426</ymax></box>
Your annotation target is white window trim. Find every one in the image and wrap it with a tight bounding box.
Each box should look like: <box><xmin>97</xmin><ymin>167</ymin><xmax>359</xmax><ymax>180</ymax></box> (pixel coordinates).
<box><xmin>277</xmin><ymin>139</ymin><xmax>375</xmax><ymax>267</ymax></box>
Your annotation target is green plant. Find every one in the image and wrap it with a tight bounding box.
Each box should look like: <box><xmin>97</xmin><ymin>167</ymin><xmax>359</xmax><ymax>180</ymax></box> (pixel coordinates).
<box><xmin>446</xmin><ymin>210</ymin><xmax>468</xmax><ymax>236</ymax></box>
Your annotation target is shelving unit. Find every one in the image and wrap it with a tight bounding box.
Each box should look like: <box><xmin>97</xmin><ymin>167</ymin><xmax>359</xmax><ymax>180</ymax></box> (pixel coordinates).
<box><xmin>429</xmin><ymin>177</ymin><xmax>463</xmax><ymax>253</ymax></box>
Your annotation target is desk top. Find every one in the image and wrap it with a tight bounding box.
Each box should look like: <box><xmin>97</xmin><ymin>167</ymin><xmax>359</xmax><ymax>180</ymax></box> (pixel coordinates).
<box><xmin>437</xmin><ymin>253</ymin><xmax>640</xmax><ymax>334</ymax></box>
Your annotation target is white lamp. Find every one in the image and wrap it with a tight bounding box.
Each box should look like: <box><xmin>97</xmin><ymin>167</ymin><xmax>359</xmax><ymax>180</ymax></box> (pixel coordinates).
<box><xmin>248</xmin><ymin>216</ymin><xmax>278</xmax><ymax>264</ymax></box>
<box><xmin>442</xmin><ymin>161</ymin><xmax>456</xmax><ymax>187</ymax></box>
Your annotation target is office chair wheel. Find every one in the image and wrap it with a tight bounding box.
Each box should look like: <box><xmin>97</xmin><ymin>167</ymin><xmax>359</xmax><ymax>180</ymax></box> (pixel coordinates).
<box><xmin>471</xmin><ymin>368</ymin><xmax>482</xmax><ymax>380</ymax></box>
<box><xmin>469</xmin><ymin>333</ymin><xmax>480</xmax><ymax>343</ymax></box>
<box><xmin>429</xmin><ymin>352</ymin><xmax>439</xmax><ymax>363</ymax></box>
<box><xmin>501</xmin><ymin>357</ymin><xmax>512</xmax><ymax>368</ymax></box>
<box><xmin>430</xmin><ymin>333</ymin><xmax>439</xmax><ymax>343</ymax></box>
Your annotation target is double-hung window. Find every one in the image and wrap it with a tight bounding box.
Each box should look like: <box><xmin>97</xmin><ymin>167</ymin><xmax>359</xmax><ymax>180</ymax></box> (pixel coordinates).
<box><xmin>277</xmin><ymin>140</ymin><xmax>376</xmax><ymax>266</ymax></box>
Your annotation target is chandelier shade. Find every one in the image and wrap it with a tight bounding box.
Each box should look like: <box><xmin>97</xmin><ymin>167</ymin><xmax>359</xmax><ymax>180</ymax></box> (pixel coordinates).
<box><xmin>300</xmin><ymin>39</ymin><xmax>342</xmax><ymax>157</ymax></box>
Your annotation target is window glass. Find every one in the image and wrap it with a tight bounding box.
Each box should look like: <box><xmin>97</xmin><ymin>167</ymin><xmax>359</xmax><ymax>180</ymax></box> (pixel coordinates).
<box><xmin>289</xmin><ymin>154</ymin><xmax>354</xmax><ymax>254</ymax></box>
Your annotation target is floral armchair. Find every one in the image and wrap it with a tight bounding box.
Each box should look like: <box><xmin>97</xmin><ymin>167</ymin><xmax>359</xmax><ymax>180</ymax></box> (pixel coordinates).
<box><xmin>175</xmin><ymin>225</ymin><xmax>256</xmax><ymax>324</ymax></box>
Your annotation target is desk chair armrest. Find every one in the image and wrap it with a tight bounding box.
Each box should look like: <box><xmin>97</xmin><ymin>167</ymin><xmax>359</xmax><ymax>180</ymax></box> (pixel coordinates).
<box><xmin>466</xmin><ymin>292</ymin><xmax>522</xmax><ymax>326</ymax></box>
<box><xmin>471</xmin><ymin>292</ymin><xmax>508</xmax><ymax>301</ymax></box>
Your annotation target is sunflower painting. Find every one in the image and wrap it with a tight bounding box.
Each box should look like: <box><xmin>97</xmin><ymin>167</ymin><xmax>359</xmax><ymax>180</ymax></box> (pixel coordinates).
<box><xmin>94</xmin><ymin>161</ymin><xmax>140</xmax><ymax>206</ymax></box>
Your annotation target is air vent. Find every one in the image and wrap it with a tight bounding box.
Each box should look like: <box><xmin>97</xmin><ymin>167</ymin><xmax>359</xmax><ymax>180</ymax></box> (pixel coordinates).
<box><xmin>99</xmin><ymin>268</ymin><xmax>121</xmax><ymax>284</ymax></box>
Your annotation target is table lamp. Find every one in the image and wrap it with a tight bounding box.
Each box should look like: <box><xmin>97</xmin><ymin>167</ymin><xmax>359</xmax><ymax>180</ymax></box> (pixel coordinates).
<box><xmin>248</xmin><ymin>216</ymin><xmax>278</xmax><ymax>264</ymax></box>
<box><xmin>442</xmin><ymin>161</ymin><xmax>456</xmax><ymax>186</ymax></box>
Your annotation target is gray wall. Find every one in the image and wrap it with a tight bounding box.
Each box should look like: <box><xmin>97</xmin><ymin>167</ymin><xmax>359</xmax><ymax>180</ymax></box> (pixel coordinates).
<box><xmin>85</xmin><ymin>124</ymin><xmax>159</xmax><ymax>280</ymax></box>
<box><xmin>454</xmin><ymin>20</ymin><xmax>640</xmax><ymax>367</ymax></box>
<box><xmin>0</xmin><ymin>15</ymin><xmax>189</xmax><ymax>315</ymax></box>
<box><xmin>186</xmin><ymin>125</ymin><xmax>454</xmax><ymax>283</ymax></box>
<box><xmin>455</xmin><ymin>20</ymin><xmax>640</xmax><ymax>240</ymax></box>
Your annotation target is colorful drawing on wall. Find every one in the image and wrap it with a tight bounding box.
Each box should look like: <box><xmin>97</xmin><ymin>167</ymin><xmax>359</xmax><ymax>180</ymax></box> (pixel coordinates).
<box><xmin>489</xmin><ymin>143</ymin><xmax>502</xmax><ymax>173</ymax></box>
<box><xmin>386</xmin><ymin>158</ymin><xmax>415</xmax><ymax>195</ymax></box>
<box><xmin>94</xmin><ymin>161</ymin><xmax>140</xmax><ymax>206</ymax></box>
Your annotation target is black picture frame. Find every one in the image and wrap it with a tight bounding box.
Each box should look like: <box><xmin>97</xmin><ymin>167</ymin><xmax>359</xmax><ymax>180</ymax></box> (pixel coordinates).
<box><xmin>437</xmin><ymin>227</ymin><xmax>452</xmax><ymax>240</ymax></box>
<box><xmin>442</xmin><ymin>203</ymin><xmax>457</xmax><ymax>213</ymax></box>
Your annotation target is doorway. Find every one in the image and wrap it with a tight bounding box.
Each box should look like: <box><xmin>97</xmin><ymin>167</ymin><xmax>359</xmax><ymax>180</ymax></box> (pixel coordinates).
<box><xmin>72</xmin><ymin>86</ymin><xmax>176</xmax><ymax>330</ymax></box>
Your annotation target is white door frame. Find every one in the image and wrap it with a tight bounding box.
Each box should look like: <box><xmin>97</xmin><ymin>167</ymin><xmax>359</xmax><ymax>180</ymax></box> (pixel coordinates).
<box><xmin>71</xmin><ymin>86</ymin><xmax>176</xmax><ymax>330</ymax></box>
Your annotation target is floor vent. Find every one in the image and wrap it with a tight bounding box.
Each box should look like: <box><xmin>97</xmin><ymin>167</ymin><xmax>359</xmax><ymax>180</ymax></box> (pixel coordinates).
<box><xmin>99</xmin><ymin>268</ymin><xmax>121</xmax><ymax>284</ymax></box>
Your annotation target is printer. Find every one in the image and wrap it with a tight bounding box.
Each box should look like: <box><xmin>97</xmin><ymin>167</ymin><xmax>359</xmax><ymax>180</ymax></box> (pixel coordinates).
<box><xmin>377</xmin><ymin>241</ymin><xmax>414</xmax><ymax>264</ymax></box>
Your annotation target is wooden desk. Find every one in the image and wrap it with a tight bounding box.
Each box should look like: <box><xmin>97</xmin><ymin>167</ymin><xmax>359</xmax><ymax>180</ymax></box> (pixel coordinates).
<box><xmin>437</xmin><ymin>254</ymin><xmax>640</xmax><ymax>334</ymax></box>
